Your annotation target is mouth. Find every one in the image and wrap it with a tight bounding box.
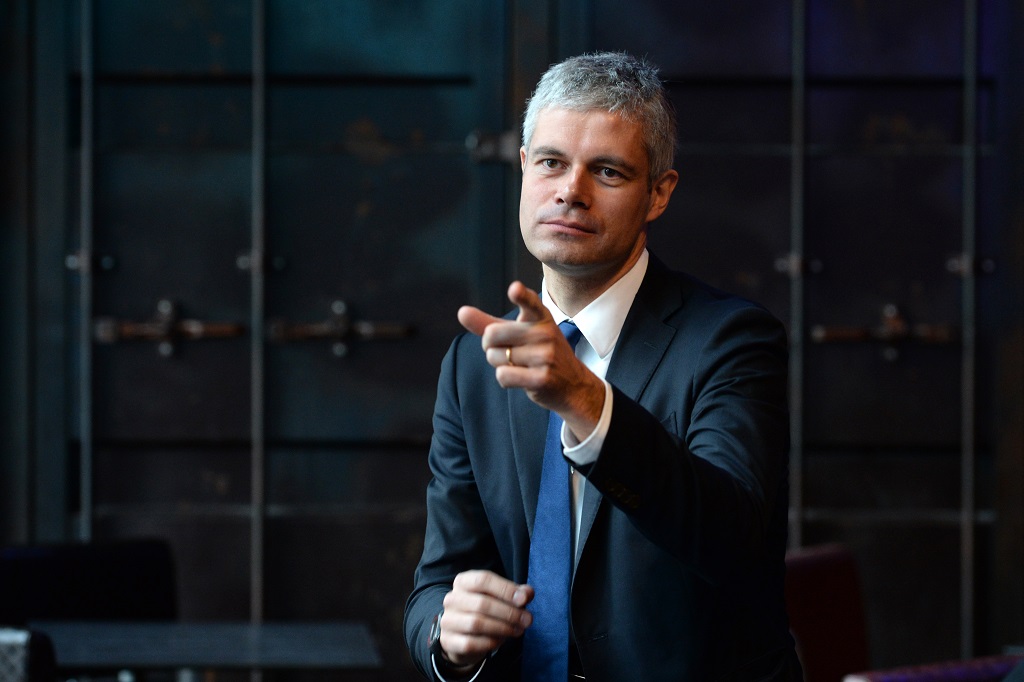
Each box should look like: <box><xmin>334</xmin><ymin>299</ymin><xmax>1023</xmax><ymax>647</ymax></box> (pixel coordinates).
<box><xmin>538</xmin><ymin>217</ymin><xmax>596</xmax><ymax>235</ymax></box>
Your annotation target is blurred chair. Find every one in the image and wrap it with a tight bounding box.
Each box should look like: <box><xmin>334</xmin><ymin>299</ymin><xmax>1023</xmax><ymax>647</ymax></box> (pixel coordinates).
<box><xmin>842</xmin><ymin>654</ymin><xmax>1024</xmax><ymax>682</ymax></box>
<box><xmin>0</xmin><ymin>538</ymin><xmax>177</xmax><ymax>626</ymax></box>
<box><xmin>785</xmin><ymin>543</ymin><xmax>871</xmax><ymax>682</ymax></box>
<box><xmin>0</xmin><ymin>628</ymin><xmax>55</xmax><ymax>682</ymax></box>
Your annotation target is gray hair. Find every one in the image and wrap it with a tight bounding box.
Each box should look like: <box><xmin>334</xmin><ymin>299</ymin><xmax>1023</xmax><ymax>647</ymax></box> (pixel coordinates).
<box><xmin>521</xmin><ymin>52</ymin><xmax>677</xmax><ymax>186</ymax></box>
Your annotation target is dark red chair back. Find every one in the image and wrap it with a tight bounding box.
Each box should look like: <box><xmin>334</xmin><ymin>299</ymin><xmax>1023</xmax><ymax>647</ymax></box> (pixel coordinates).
<box><xmin>785</xmin><ymin>543</ymin><xmax>870</xmax><ymax>682</ymax></box>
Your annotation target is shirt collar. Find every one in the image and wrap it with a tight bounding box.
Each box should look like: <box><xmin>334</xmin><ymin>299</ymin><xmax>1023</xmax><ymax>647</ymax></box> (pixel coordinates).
<box><xmin>541</xmin><ymin>249</ymin><xmax>649</xmax><ymax>359</ymax></box>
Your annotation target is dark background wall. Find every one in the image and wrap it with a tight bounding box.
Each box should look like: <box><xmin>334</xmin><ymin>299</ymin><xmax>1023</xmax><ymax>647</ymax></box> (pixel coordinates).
<box><xmin>2</xmin><ymin>1</ymin><xmax>1022</xmax><ymax>680</ymax></box>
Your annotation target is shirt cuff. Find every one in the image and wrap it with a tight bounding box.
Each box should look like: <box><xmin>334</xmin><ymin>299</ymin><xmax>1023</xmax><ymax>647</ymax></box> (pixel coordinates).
<box><xmin>562</xmin><ymin>379</ymin><xmax>613</xmax><ymax>466</ymax></box>
<box><xmin>431</xmin><ymin>653</ymin><xmax>486</xmax><ymax>682</ymax></box>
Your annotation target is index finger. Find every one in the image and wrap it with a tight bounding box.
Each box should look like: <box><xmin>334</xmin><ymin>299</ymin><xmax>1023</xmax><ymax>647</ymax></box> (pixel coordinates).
<box><xmin>457</xmin><ymin>305</ymin><xmax>504</xmax><ymax>338</ymax></box>
<box><xmin>453</xmin><ymin>570</ymin><xmax>533</xmax><ymax>608</ymax></box>
<box><xmin>507</xmin><ymin>281</ymin><xmax>551</xmax><ymax>324</ymax></box>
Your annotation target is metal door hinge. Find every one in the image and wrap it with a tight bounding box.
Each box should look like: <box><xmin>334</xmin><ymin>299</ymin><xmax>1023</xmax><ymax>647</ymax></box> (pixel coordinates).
<box><xmin>93</xmin><ymin>299</ymin><xmax>246</xmax><ymax>357</ymax></box>
<box><xmin>267</xmin><ymin>300</ymin><xmax>414</xmax><ymax>358</ymax></box>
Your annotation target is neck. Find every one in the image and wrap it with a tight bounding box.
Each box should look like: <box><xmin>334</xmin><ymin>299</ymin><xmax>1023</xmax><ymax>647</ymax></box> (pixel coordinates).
<box><xmin>543</xmin><ymin>251</ymin><xmax>643</xmax><ymax>317</ymax></box>
<box><xmin>543</xmin><ymin>273</ymin><xmax>604</xmax><ymax>317</ymax></box>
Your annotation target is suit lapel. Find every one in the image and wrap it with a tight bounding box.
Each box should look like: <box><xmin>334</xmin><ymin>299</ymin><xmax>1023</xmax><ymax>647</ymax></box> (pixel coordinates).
<box><xmin>604</xmin><ymin>258</ymin><xmax>681</xmax><ymax>402</ymax></box>
<box><xmin>575</xmin><ymin>257</ymin><xmax>681</xmax><ymax>564</ymax></box>
<box><xmin>509</xmin><ymin>385</ymin><xmax>550</xmax><ymax>535</ymax></box>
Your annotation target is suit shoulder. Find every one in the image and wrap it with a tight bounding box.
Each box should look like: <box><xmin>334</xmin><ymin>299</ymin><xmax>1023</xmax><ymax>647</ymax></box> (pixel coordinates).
<box><xmin>667</xmin><ymin>269</ymin><xmax>781</xmax><ymax>327</ymax></box>
<box><xmin>442</xmin><ymin>330</ymin><xmax>487</xmax><ymax>377</ymax></box>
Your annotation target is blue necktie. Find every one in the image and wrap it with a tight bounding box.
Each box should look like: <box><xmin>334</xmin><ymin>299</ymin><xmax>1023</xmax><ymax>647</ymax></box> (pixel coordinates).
<box><xmin>522</xmin><ymin>320</ymin><xmax>582</xmax><ymax>682</ymax></box>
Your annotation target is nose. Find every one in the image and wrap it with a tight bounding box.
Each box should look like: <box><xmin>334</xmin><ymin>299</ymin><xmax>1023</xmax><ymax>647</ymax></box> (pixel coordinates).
<box><xmin>554</xmin><ymin>167</ymin><xmax>591</xmax><ymax>208</ymax></box>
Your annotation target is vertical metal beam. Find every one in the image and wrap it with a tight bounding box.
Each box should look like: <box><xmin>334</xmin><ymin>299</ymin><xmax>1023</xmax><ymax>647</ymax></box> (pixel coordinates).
<box><xmin>959</xmin><ymin>0</ymin><xmax>979</xmax><ymax>660</ymax></box>
<box><xmin>77</xmin><ymin>0</ymin><xmax>95</xmax><ymax>543</ymax></box>
<box><xmin>249</xmin><ymin>0</ymin><xmax>268</xmax><ymax>626</ymax></box>
<box><xmin>0</xmin><ymin>0</ymin><xmax>33</xmax><ymax>545</ymax></box>
<box><xmin>32</xmin><ymin>0</ymin><xmax>70</xmax><ymax>543</ymax></box>
<box><xmin>787</xmin><ymin>0</ymin><xmax>807</xmax><ymax>549</ymax></box>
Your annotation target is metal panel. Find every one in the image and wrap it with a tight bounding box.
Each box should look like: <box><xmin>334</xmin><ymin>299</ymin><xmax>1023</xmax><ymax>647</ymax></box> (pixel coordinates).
<box><xmin>263</xmin><ymin>445</ymin><xmax>433</xmax><ymax>670</ymax></box>
<box><xmin>803</xmin><ymin>155</ymin><xmax>963</xmax><ymax>446</ymax></box>
<box><xmin>94</xmin><ymin>444</ymin><xmax>252</xmax><ymax>508</ymax></box>
<box><xmin>808</xmin><ymin>88</ymin><xmax>968</xmax><ymax>148</ymax></box>
<box><xmin>650</xmin><ymin>156</ymin><xmax>792</xmax><ymax>324</ymax></box>
<box><xmin>89</xmin><ymin>153</ymin><xmax>252</xmax><ymax>441</ymax></box>
<box><xmin>807</xmin><ymin>0</ymin><xmax>965</xmax><ymax>77</ymax></box>
<box><xmin>95</xmin><ymin>515</ymin><xmax>253</xmax><ymax>621</ymax></box>
<box><xmin>266</xmin><ymin>0</ymin><xmax>477</xmax><ymax>77</ymax></box>
<box><xmin>96</xmin><ymin>84</ymin><xmax>252</xmax><ymax>149</ymax></box>
<box><xmin>264</xmin><ymin>85</ymin><xmax>477</xmax><ymax>439</ymax></box>
<box><xmin>78</xmin><ymin>0</ymin><xmax>253</xmax><ymax>75</ymax></box>
<box><xmin>990</xmin><ymin>0</ymin><xmax>1024</xmax><ymax>650</ymax></box>
<box><xmin>589</xmin><ymin>1</ymin><xmax>793</xmax><ymax>76</ymax></box>
<box><xmin>675</xmin><ymin>85</ymin><xmax>792</xmax><ymax>148</ymax></box>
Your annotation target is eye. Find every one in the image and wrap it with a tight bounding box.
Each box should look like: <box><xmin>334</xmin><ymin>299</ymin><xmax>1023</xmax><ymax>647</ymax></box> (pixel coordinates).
<box><xmin>541</xmin><ymin>158</ymin><xmax>562</xmax><ymax>169</ymax></box>
<box><xmin>598</xmin><ymin>167</ymin><xmax>623</xmax><ymax>179</ymax></box>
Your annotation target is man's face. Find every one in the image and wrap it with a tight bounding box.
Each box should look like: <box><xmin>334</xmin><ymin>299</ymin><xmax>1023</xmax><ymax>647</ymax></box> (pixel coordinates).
<box><xmin>519</xmin><ymin>107</ymin><xmax>677</xmax><ymax>284</ymax></box>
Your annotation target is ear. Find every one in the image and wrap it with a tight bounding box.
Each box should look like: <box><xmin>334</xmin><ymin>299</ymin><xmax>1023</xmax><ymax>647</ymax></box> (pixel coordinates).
<box><xmin>520</xmin><ymin>146</ymin><xmax>527</xmax><ymax>172</ymax></box>
<box><xmin>645</xmin><ymin>169</ymin><xmax>679</xmax><ymax>223</ymax></box>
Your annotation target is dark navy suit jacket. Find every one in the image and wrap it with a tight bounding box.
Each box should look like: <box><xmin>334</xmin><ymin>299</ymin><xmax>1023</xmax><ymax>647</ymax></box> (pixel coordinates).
<box><xmin>405</xmin><ymin>256</ymin><xmax>801</xmax><ymax>681</ymax></box>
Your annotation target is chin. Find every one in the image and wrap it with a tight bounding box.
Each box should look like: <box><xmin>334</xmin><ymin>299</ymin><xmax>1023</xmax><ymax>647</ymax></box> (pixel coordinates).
<box><xmin>526</xmin><ymin>236</ymin><xmax>593</xmax><ymax>264</ymax></box>
<box><xmin>530</xmin><ymin>249</ymin><xmax>592</xmax><ymax>272</ymax></box>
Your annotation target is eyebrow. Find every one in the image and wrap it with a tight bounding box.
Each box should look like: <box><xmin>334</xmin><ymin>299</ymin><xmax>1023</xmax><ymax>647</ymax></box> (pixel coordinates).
<box><xmin>529</xmin><ymin>145</ymin><xmax>566</xmax><ymax>159</ymax></box>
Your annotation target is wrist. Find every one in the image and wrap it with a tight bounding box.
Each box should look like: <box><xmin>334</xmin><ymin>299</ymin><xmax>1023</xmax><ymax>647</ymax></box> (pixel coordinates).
<box><xmin>564</xmin><ymin>374</ymin><xmax>607</xmax><ymax>441</ymax></box>
<box><xmin>428</xmin><ymin>608</ymin><xmax>481</xmax><ymax>675</ymax></box>
<box><xmin>431</xmin><ymin>653</ymin><xmax>486</xmax><ymax>682</ymax></box>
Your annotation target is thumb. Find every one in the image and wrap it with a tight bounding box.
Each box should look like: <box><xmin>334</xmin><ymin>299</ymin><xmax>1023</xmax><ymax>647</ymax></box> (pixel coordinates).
<box><xmin>507</xmin><ymin>281</ymin><xmax>551</xmax><ymax>323</ymax></box>
<box><xmin>457</xmin><ymin>305</ymin><xmax>503</xmax><ymax>337</ymax></box>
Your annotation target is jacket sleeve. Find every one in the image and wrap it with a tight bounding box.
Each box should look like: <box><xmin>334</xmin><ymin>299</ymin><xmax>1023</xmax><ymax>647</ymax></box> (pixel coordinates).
<box><xmin>403</xmin><ymin>336</ymin><xmax>507</xmax><ymax>679</ymax></box>
<box><xmin>578</xmin><ymin>302</ymin><xmax>790</xmax><ymax>584</ymax></box>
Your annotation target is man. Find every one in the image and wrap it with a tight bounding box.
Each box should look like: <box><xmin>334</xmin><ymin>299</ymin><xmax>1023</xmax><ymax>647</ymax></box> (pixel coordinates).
<box><xmin>404</xmin><ymin>52</ymin><xmax>801</xmax><ymax>681</ymax></box>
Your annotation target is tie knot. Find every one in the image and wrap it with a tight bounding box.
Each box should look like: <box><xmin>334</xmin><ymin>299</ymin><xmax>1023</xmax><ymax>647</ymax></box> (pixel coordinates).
<box><xmin>559</xmin><ymin>320</ymin><xmax>582</xmax><ymax>350</ymax></box>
